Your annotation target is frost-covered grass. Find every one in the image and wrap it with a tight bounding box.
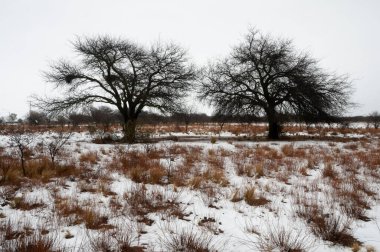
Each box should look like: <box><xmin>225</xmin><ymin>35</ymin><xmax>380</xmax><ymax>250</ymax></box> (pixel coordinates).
<box><xmin>0</xmin><ymin>123</ymin><xmax>380</xmax><ymax>251</ymax></box>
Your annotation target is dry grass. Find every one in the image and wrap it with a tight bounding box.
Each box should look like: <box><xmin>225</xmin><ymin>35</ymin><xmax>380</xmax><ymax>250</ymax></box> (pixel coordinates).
<box><xmin>81</xmin><ymin>208</ymin><xmax>111</xmax><ymax>230</ymax></box>
<box><xmin>0</xmin><ymin>150</ymin><xmax>81</xmax><ymax>186</ymax></box>
<box><xmin>123</xmin><ymin>185</ymin><xmax>187</xmax><ymax>223</ymax></box>
<box><xmin>1</xmin><ymin>123</ymin><xmax>380</xmax><ymax>251</ymax></box>
<box><xmin>296</xmin><ymin>198</ymin><xmax>359</xmax><ymax>247</ymax></box>
<box><xmin>2</xmin><ymin>233</ymin><xmax>58</xmax><ymax>252</ymax></box>
<box><xmin>158</xmin><ymin>225</ymin><xmax>220</xmax><ymax>252</ymax></box>
<box><xmin>11</xmin><ymin>195</ymin><xmax>45</xmax><ymax>211</ymax></box>
<box><xmin>108</xmin><ymin>149</ymin><xmax>168</xmax><ymax>184</ymax></box>
<box><xmin>87</xmin><ymin>227</ymin><xmax>143</xmax><ymax>252</ymax></box>
<box><xmin>322</xmin><ymin>162</ymin><xmax>338</xmax><ymax>179</ymax></box>
<box><xmin>253</xmin><ymin>224</ymin><xmax>315</xmax><ymax>252</ymax></box>
<box><xmin>54</xmin><ymin>195</ymin><xmax>111</xmax><ymax>229</ymax></box>
<box><xmin>79</xmin><ymin>151</ymin><xmax>99</xmax><ymax>165</ymax></box>
<box><xmin>198</xmin><ymin>215</ymin><xmax>223</xmax><ymax>235</ymax></box>
<box><xmin>243</xmin><ymin>187</ymin><xmax>269</xmax><ymax>207</ymax></box>
<box><xmin>0</xmin><ymin>220</ymin><xmax>59</xmax><ymax>252</ymax></box>
<box><xmin>333</xmin><ymin>181</ymin><xmax>371</xmax><ymax>221</ymax></box>
<box><xmin>231</xmin><ymin>189</ymin><xmax>243</xmax><ymax>203</ymax></box>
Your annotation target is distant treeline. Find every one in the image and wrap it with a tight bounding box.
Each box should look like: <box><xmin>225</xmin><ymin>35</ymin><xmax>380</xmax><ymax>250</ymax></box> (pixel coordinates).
<box><xmin>2</xmin><ymin>107</ymin><xmax>377</xmax><ymax>128</ymax></box>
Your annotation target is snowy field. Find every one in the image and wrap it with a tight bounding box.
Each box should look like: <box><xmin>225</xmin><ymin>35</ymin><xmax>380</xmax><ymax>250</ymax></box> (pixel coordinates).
<box><xmin>0</xmin><ymin>123</ymin><xmax>379</xmax><ymax>252</ymax></box>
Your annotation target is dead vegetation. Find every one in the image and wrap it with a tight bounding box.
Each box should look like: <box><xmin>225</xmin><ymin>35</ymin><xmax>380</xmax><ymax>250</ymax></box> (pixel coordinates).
<box><xmin>1</xmin><ymin>122</ymin><xmax>380</xmax><ymax>251</ymax></box>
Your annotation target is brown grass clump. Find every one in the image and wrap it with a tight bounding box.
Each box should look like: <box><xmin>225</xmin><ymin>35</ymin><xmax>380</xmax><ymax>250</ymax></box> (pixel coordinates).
<box><xmin>253</xmin><ymin>225</ymin><xmax>314</xmax><ymax>252</ymax></box>
<box><xmin>54</xmin><ymin>196</ymin><xmax>85</xmax><ymax>225</ymax></box>
<box><xmin>145</xmin><ymin>147</ymin><xmax>166</xmax><ymax>160</ymax></box>
<box><xmin>87</xmin><ymin>227</ymin><xmax>143</xmax><ymax>252</ymax></box>
<box><xmin>2</xmin><ymin>232</ymin><xmax>57</xmax><ymax>252</ymax></box>
<box><xmin>158</xmin><ymin>225</ymin><xmax>220</xmax><ymax>252</ymax></box>
<box><xmin>344</xmin><ymin>143</ymin><xmax>359</xmax><ymax>151</ymax></box>
<box><xmin>124</xmin><ymin>185</ymin><xmax>186</xmax><ymax>223</ymax></box>
<box><xmin>207</xmin><ymin>150</ymin><xmax>225</xmax><ymax>169</ymax></box>
<box><xmin>108</xmin><ymin>149</ymin><xmax>168</xmax><ymax>184</ymax></box>
<box><xmin>322</xmin><ymin>162</ymin><xmax>338</xmax><ymax>179</ymax></box>
<box><xmin>351</xmin><ymin>242</ymin><xmax>361</xmax><ymax>252</ymax></box>
<box><xmin>97</xmin><ymin>178</ymin><xmax>117</xmax><ymax>196</ymax></box>
<box><xmin>0</xmin><ymin>155</ymin><xmax>18</xmax><ymax>183</ymax></box>
<box><xmin>168</xmin><ymin>146</ymin><xmax>203</xmax><ymax>186</ymax></box>
<box><xmin>128</xmin><ymin>161</ymin><xmax>167</xmax><ymax>185</ymax></box>
<box><xmin>12</xmin><ymin>196</ymin><xmax>45</xmax><ymax>211</ymax></box>
<box><xmin>333</xmin><ymin>180</ymin><xmax>371</xmax><ymax>221</ymax></box>
<box><xmin>281</xmin><ymin>144</ymin><xmax>295</xmax><ymax>157</ymax></box>
<box><xmin>203</xmin><ymin>168</ymin><xmax>229</xmax><ymax>186</ymax></box>
<box><xmin>235</xmin><ymin>163</ymin><xmax>255</xmax><ymax>177</ymax></box>
<box><xmin>189</xmin><ymin>167</ymin><xmax>229</xmax><ymax>189</ymax></box>
<box><xmin>54</xmin><ymin>195</ymin><xmax>111</xmax><ymax>229</ymax></box>
<box><xmin>255</xmin><ymin>163</ymin><xmax>265</xmax><ymax>178</ymax></box>
<box><xmin>243</xmin><ymin>187</ymin><xmax>269</xmax><ymax>207</ymax></box>
<box><xmin>296</xmin><ymin>199</ymin><xmax>359</xmax><ymax>247</ymax></box>
<box><xmin>81</xmin><ymin>208</ymin><xmax>110</xmax><ymax>230</ymax></box>
<box><xmin>168</xmin><ymin>145</ymin><xmax>189</xmax><ymax>155</ymax></box>
<box><xmin>231</xmin><ymin>189</ymin><xmax>243</xmax><ymax>202</ymax></box>
<box><xmin>79</xmin><ymin>151</ymin><xmax>99</xmax><ymax>165</ymax></box>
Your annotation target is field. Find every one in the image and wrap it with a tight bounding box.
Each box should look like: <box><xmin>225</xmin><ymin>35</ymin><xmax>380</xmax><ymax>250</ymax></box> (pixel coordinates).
<box><xmin>0</xmin><ymin>123</ymin><xmax>379</xmax><ymax>252</ymax></box>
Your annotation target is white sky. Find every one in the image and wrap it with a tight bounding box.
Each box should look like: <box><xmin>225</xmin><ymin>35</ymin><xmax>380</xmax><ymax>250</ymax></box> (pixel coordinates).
<box><xmin>0</xmin><ymin>0</ymin><xmax>379</xmax><ymax>118</ymax></box>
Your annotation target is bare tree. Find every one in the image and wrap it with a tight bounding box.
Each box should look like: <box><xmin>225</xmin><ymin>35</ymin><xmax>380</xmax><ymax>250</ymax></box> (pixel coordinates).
<box><xmin>212</xmin><ymin>113</ymin><xmax>236</xmax><ymax>133</ymax></box>
<box><xmin>26</xmin><ymin>110</ymin><xmax>49</xmax><ymax>125</ymax></box>
<box><xmin>199</xmin><ymin>29</ymin><xmax>352</xmax><ymax>139</ymax></box>
<box><xmin>368</xmin><ymin>111</ymin><xmax>380</xmax><ymax>129</ymax></box>
<box><xmin>46</xmin><ymin>131</ymin><xmax>72</xmax><ymax>169</ymax></box>
<box><xmin>172</xmin><ymin>105</ymin><xmax>196</xmax><ymax>133</ymax></box>
<box><xmin>34</xmin><ymin>36</ymin><xmax>197</xmax><ymax>143</ymax></box>
<box><xmin>56</xmin><ymin>115</ymin><xmax>69</xmax><ymax>128</ymax></box>
<box><xmin>7</xmin><ymin>113</ymin><xmax>17</xmax><ymax>123</ymax></box>
<box><xmin>9</xmin><ymin>129</ymin><xmax>34</xmax><ymax>176</ymax></box>
<box><xmin>90</xmin><ymin>106</ymin><xmax>118</xmax><ymax>131</ymax></box>
<box><xmin>68</xmin><ymin>111</ymin><xmax>92</xmax><ymax>127</ymax></box>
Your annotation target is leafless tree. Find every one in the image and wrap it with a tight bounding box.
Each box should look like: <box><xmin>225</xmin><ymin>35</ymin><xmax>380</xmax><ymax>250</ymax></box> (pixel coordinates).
<box><xmin>199</xmin><ymin>29</ymin><xmax>352</xmax><ymax>139</ymax></box>
<box><xmin>68</xmin><ymin>111</ymin><xmax>92</xmax><ymax>126</ymax></box>
<box><xmin>368</xmin><ymin>111</ymin><xmax>380</xmax><ymax>129</ymax></box>
<box><xmin>8</xmin><ymin>129</ymin><xmax>34</xmax><ymax>176</ymax></box>
<box><xmin>46</xmin><ymin>131</ymin><xmax>72</xmax><ymax>169</ymax></box>
<box><xmin>56</xmin><ymin>115</ymin><xmax>69</xmax><ymax>128</ymax></box>
<box><xmin>212</xmin><ymin>113</ymin><xmax>234</xmax><ymax>133</ymax></box>
<box><xmin>34</xmin><ymin>36</ymin><xmax>197</xmax><ymax>143</ymax></box>
<box><xmin>26</xmin><ymin>110</ymin><xmax>49</xmax><ymax>125</ymax></box>
<box><xmin>7</xmin><ymin>113</ymin><xmax>17</xmax><ymax>123</ymax></box>
<box><xmin>90</xmin><ymin>106</ymin><xmax>118</xmax><ymax>131</ymax></box>
<box><xmin>172</xmin><ymin>105</ymin><xmax>197</xmax><ymax>133</ymax></box>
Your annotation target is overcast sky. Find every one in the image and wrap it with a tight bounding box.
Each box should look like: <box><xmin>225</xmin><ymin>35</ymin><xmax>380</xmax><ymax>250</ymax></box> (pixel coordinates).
<box><xmin>1</xmin><ymin>0</ymin><xmax>379</xmax><ymax>118</ymax></box>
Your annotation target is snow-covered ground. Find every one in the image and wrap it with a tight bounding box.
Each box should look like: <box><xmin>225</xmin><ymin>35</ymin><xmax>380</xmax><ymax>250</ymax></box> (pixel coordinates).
<box><xmin>0</xmin><ymin>125</ymin><xmax>379</xmax><ymax>251</ymax></box>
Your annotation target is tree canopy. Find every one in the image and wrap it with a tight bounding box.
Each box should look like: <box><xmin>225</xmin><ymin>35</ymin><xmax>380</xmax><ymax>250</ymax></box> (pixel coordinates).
<box><xmin>35</xmin><ymin>36</ymin><xmax>197</xmax><ymax>142</ymax></box>
<box><xmin>199</xmin><ymin>29</ymin><xmax>352</xmax><ymax>139</ymax></box>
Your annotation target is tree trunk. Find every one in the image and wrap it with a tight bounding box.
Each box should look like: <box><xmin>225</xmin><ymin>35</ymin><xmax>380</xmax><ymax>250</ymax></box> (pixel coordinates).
<box><xmin>266</xmin><ymin>109</ymin><xmax>280</xmax><ymax>140</ymax></box>
<box><xmin>123</xmin><ymin>119</ymin><xmax>137</xmax><ymax>143</ymax></box>
<box><xmin>20</xmin><ymin>153</ymin><xmax>26</xmax><ymax>176</ymax></box>
<box><xmin>268</xmin><ymin>120</ymin><xmax>280</xmax><ymax>139</ymax></box>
